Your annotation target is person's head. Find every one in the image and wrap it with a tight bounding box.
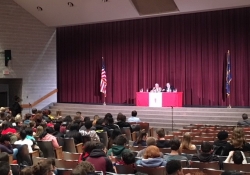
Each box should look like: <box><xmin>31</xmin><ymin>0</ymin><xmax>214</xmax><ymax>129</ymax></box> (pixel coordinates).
<box><xmin>0</xmin><ymin>107</ymin><xmax>6</xmax><ymax>113</ymax></box>
<box><xmin>121</xmin><ymin>151</ymin><xmax>135</xmax><ymax>165</ymax></box>
<box><xmin>0</xmin><ymin>161</ymin><xmax>10</xmax><ymax>175</ymax></box>
<box><xmin>20</xmin><ymin>166</ymin><xmax>33</xmax><ymax>175</ymax></box>
<box><xmin>24</xmin><ymin>113</ymin><xmax>32</xmax><ymax>121</ymax></box>
<box><xmin>29</xmin><ymin>121</ymin><xmax>36</xmax><ymax>128</ymax></box>
<box><xmin>107</xmin><ymin>117</ymin><xmax>114</xmax><ymax>125</ymax></box>
<box><xmin>233</xmin><ymin>150</ymin><xmax>244</xmax><ymax>164</ymax></box>
<box><xmin>166</xmin><ymin>160</ymin><xmax>183</xmax><ymax>175</ymax></box>
<box><xmin>84</xmin><ymin>141</ymin><xmax>98</xmax><ymax>154</ymax></box>
<box><xmin>77</xmin><ymin>161</ymin><xmax>95</xmax><ymax>173</ymax></box>
<box><xmin>231</xmin><ymin>127</ymin><xmax>245</xmax><ymax>148</ymax></box>
<box><xmin>20</xmin><ymin>130</ymin><xmax>27</xmax><ymax>140</ymax></box>
<box><xmin>111</xmin><ymin>128</ymin><xmax>122</xmax><ymax>140</ymax></box>
<box><xmin>2</xmin><ymin>121</ymin><xmax>11</xmax><ymax>130</ymax></box>
<box><xmin>115</xmin><ymin>135</ymin><xmax>127</xmax><ymax>146</ymax></box>
<box><xmin>242</xmin><ymin>113</ymin><xmax>248</xmax><ymax>120</ymax></box>
<box><xmin>136</xmin><ymin>129</ymin><xmax>147</xmax><ymax>144</ymax></box>
<box><xmin>104</xmin><ymin>113</ymin><xmax>113</xmax><ymax>120</ymax></box>
<box><xmin>25</xmin><ymin>127</ymin><xmax>33</xmax><ymax>136</ymax></box>
<box><xmin>166</xmin><ymin>83</ymin><xmax>171</xmax><ymax>88</ymax></box>
<box><xmin>143</xmin><ymin>145</ymin><xmax>161</xmax><ymax>159</ymax></box>
<box><xmin>201</xmin><ymin>142</ymin><xmax>213</xmax><ymax>153</ymax></box>
<box><xmin>170</xmin><ymin>139</ymin><xmax>181</xmax><ymax>151</ymax></box>
<box><xmin>32</xmin><ymin>108</ymin><xmax>37</xmax><ymax>114</ymax></box>
<box><xmin>46</xmin><ymin>127</ymin><xmax>54</xmax><ymax>134</ymax></box>
<box><xmin>14</xmin><ymin>96</ymin><xmax>21</xmax><ymax>102</ymax></box>
<box><xmin>0</xmin><ymin>134</ymin><xmax>11</xmax><ymax>145</ymax></box>
<box><xmin>95</xmin><ymin>142</ymin><xmax>105</xmax><ymax>151</ymax></box>
<box><xmin>146</xmin><ymin>137</ymin><xmax>156</xmax><ymax>146</ymax></box>
<box><xmin>32</xmin><ymin>159</ymin><xmax>54</xmax><ymax>175</ymax></box>
<box><xmin>40</xmin><ymin>122</ymin><xmax>47</xmax><ymax>129</ymax></box>
<box><xmin>63</xmin><ymin>115</ymin><xmax>73</xmax><ymax>123</ymax></box>
<box><xmin>117</xmin><ymin>113</ymin><xmax>124</xmax><ymax>122</ymax></box>
<box><xmin>96</xmin><ymin>118</ymin><xmax>105</xmax><ymax>126</ymax></box>
<box><xmin>54</xmin><ymin>123</ymin><xmax>61</xmax><ymax>132</ymax></box>
<box><xmin>69</xmin><ymin>123</ymin><xmax>79</xmax><ymax>131</ymax></box>
<box><xmin>76</xmin><ymin>112</ymin><xmax>81</xmax><ymax>117</ymax></box>
<box><xmin>83</xmin><ymin>117</ymin><xmax>90</xmax><ymax>122</ymax></box>
<box><xmin>36</xmin><ymin>126</ymin><xmax>44</xmax><ymax>136</ymax></box>
<box><xmin>217</xmin><ymin>130</ymin><xmax>228</xmax><ymax>141</ymax></box>
<box><xmin>156</xmin><ymin>128</ymin><xmax>165</xmax><ymax>139</ymax></box>
<box><xmin>93</xmin><ymin>115</ymin><xmax>99</xmax><ymax>120</ymax></box>
<box><xmin>131</xmin><ymin>110</ymin><xmax>137</xmax><ymax>117</ymax></box>
<box><xmin>180</xmin><ymin>132</ymin><xmax>192</xmax><ymax>149</ymax></box>
<box><xmin>0</xmin><ymin>152</ymin><xmax>9</xmax><ymax>162</ymax></box>
<box><xmin>155</xmin><ymin>83</ymin><xmax>159</xmax><ymax>88</ymax></box>
<box><xmin>84</xmin><ymin>121</ymin><xmax>93</xmax><ymax>130</ymax></box>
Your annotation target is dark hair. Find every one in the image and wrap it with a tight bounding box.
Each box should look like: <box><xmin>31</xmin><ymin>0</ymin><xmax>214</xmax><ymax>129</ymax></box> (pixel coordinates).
<box><xmin>0</xmin><ymin>161</ymin><xmax>10</xmax><ymax>175</ymax></box>
<box><xmin>84</xmin><ymin>121</ymin><xmax>93</xmax><ymax>129</ymax></box>
<box><xmin>217</xmin><ymin>131</ymin><xmax>228</xmax><ymax>140</ymax></box>
<box><xmin>54</xmin><ymin>123</ymin><xmax>61</xmax><ymax>132</ymax></box>
<box><xmin>156</xmin><ymin>128</ymin><xmax>165</xmax><ymax>138</ymax></box>
<box><xmin>105</xmin><ymin>113</ymin><xmax>113</xmax><ymax>120</ymax></box>
<box><xmin>170</xmin><ymin>139</ymin><xmax>180</xmax><ymax>151</ymax></box>
<box><xmin>122</xmin><ymin>151</ymin><xmax>135</xmax><ymax>165</ymax></box>
<box><xmin>1</xmin><ymin>122</ymin><xmax>11</xmax><ymax>130</ymax></box>
<box><xmin>242</xmin><ymin>113</ymin><xmax>248</xmax><ymax>120</ymax></box>
<box><xmin>107</xmin><ymin>117</ymin><xmax>114</xmax><ymax>125</ymax></box>
<box><xmin>233</xmin><ymin>151</ymin><xmax>244</xmax><ymax>164</ymax></box>
<box><xmin>136</xmin><ymin>129</ymin><xmax>147</xmax><ymax>145</ymax></box>
<box><xmin>0</xmin><ymin>134</ymin><xmax>10</xmax><ymax>143</ymax></box>
<box><xmin>96</xmin><ymin>118</ymin><xmax>104</xmax><ymax>126</ymax></box>
<box><xmin>117</xmin><ymin>113</ymin><xmax>124</xmax><ymax>121</ymax></box>
<box><xmin>131</xmin><ymin>110</ymin><xmax>137</xmax><ymax>117</ymax></box>
<box><xmin>20</xmin><ymin>130</ymin><xmax>27</xmax><ymax>140</ymax></box>
<box><xmin>111</xmin><ymin>128</ymin><xmax>122</xmax><ymax>140</ymax></box>
<box><xmin>20</xmin><ymin>166</ymin><xmax>33</xmax><ymax>175</ymax></box>
<box><xmin>46</xmin><ymin>127</ymin><xmax>54</xmax><ymax>134</ymax></box>
<box><xmin>84</xmin><ymin>141</ymin><xmax>97</xmax><ymax>154</ymax></box>
<box><xmin>83</xmin><ymin>117</ymin><xmax>90</xmax><ymax>122</ymax></box>
<box><xmin>63</xmin><ymin>115</ymin><xmax>73</xmax><ymax>123</ymax></box>
<box><xmin>25</xmin><ymin>127</ymin><xmax>33</xmax><ymax>136</ymax></box>
<box><xmin>76</xmin><ymin>111</ymin><xmax>81</xmax><ymax>115</ymax></box>
<box><xmin>71</xmin><ymin>166</ymin><xmax>87</xmax><ymax>175</ymax></box>
<box><xmin>0</xmin><ymin>152</ymin><xmax>9</xmax><ymax>162</ymax></box>
<box><xmin>70</xmin><ymin>123</ymin><xmax>79</xmax><ymax>131</ymax></box>
<box><xmin>115</xmin><ymin>135</ymin><xmax>127</xmax><ymax>146</ymax></box>
<box><xmin>95</xmin><ymin>142</ymin><xmax>105</xmax><ymax>150</ymax></box>
<box><xmin>32</xmin><ymin>108</ymin><xmax>37</xmax><ymax>114</ymax></box>
<box><xmin>201</xmin><ymin>142</ymin><xmax>212</xmax><ymax>153</ymax></box>
<box><xmin>166</xmin><ymin>160</ymin><xmax>182</xmax><ymax>175</ymax></box>
<box><xmin>25</xmin><ymin>113</ymin><xmax>32</xmax><ymax>120</ymax></box>
<box><xmin>32</xmin><ymin>159</ymin><xmax>52</xmax><ymax>175</ymax></box>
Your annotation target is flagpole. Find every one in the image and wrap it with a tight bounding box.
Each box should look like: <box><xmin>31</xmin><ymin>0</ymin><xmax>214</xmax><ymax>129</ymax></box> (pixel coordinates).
<box><xmin>227</xmin><ymin>94</ymin><xmax>231</xmax><ymax>108</ymax></box>
<box><xmin>103</xmin><ymin>94</ymin><xmax>106</xmax><ymax>105</ymax></box>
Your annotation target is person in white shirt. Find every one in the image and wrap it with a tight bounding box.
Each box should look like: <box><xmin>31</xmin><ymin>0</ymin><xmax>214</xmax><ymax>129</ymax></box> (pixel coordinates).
<box><xmin>14</xmin><ymin>130</ymin><xmax>33</xmax><ymax>153</ymax></box>
<box><xmin>127</xmin><ymin>110</ymin><xmax>141</xmax><ymax>122</ymax></box>
<box><xmin>150</xmin><ymin>83</ymin><xmax>162</xmax><ymax>93</ymax></box>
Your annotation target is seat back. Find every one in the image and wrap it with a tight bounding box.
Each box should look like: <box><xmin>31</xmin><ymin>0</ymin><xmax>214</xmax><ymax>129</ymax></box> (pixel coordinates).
<box><xmin>135</xmin><ymin>165</ymin><xmax>166</xmax><ymax>175</ymax></box>
<box><xmin>55</xmin><ymin>159</ymin><xmax>79</xmax><ymax>169</ymax></box>
<box><xmin>131</xmin><ymin>124</ymin><xmax>141</xmax><ymax>132</ymax></box>
<box><xmin>32</xmin><ymin>157</ymin><xmax>47</xmax><ymax>165</ymax></box>
<box><xmin>159</xmin><ymin>148</ymin><xmax>171</xmax><ymax>154</ymax></box>
<box><xmin>63</xmin><ymin>138</ymin><xmax>77</xmax><ymax>153</ymax></box>
<box><xmin>191</xmin><ymin>161</ymin><xmax>220</xmax><ymax>170</ymax></box>
<box><xmin>115</xmin><ymin>164</ymin><xmax>134</xmax><ymax>174</ymax></box>
<box><xmin>37</xmin><ymin>141</ymin><xmax>56</xmax><ymax>158</ymax></box>
<box><xmin>181</xmin><ymin>149</ymin><xmax>198</xmax><ymax>154</ymax></box>
<box><xmin>203</xmin><ymin>168</ymin><xmax>223</xmax><ymax>175</ymax></box>
<box><xmin>182</xmin><ymin>168</ymin><xmax>201</xmax><ymax>174</ymax></box>
<box><xmin>57</xmin><ymin>169</ymin><xmax>73</xmax><ymax>175</ymax></box>
<box><xmin>121</xmin><ymin>127</ymin><xmax>132</xmax><ymax>141</ymax></box>
<box><xmin>223</xmin><ymin>163</ymin><xmax>250</xmax><ymax>172</ymax></box>
<box><xmin>97</xmin><ymin>132</ymin><xmax>108</xmax><ymax>148</ymax></box>
<box><xmin>63</xmin><ymin>152</ymin><xmax>81</xmax><ymax>160</ymax></box>
<box><xmin>129</xmin><ymin>146</ymin><xmax>146</xmax><ymax>152</ymax></box>
<box><xmin>139</xmin><ymin>123</ymin><xmax>149</xmax><ymax>133</ymax></box>
<box><xmin>57</xmin><ymin>137</ymin><xmax>64</xmax><ymax>147</ymax></box>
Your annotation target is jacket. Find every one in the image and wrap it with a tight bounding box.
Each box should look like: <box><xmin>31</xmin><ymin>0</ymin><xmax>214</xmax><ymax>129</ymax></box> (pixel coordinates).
<box><xmin>136</xmin><ymin>157</ymin><xmax>167</xmax><ymax>167</ymax></box>
<box><xmin>116</xmin><ymin>121</ymin><xmax>133</xmax><ymax>132</ymax></box>
<box><xmin>107</xmin><ymin>145</ymin><xmax>130</xmax><ymax>158</ymax></box>
<box><xmin>0</xmin><ymin>143</ymin><xmax>13</xmax><ymax>154</ymax></box>
<box><xmin>213</xmin><ymin>140</ymin><xmax>231</xmax><ymax>156</ymax></box>
<box><xmin>52</xmin><ymin>131</ymin><xmax>64</xmax><ymax>138</ymax></box>
<box><xmin>39</xmin><ymin>133</ymin><xmax>60</xmax><ymax>148</ymax></box>
<box><xmin>156</xmin><ymin>140</ymin><xmax>171</xmax><ymax>148</ymax></box>
<box><xmin>237</xmin><ymin>119</ymin><xmax>250</xmax><ymax>126</ymax></box>
<box><xmin>86</xmin><ymin>149</ymin><xmax>115</xmax><ymax>174</ymax></box>
<box><xmin>65</xmin><ymin>130</ymin><xmax>83</xmax><ymax>144</ymax></box>
<box><xmin>191</xmin><ymin>153</ymin><xmax>219</xmax><ymax>162</ymax></box>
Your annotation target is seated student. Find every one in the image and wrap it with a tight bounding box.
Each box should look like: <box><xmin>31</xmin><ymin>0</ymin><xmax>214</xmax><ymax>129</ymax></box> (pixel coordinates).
<box><xmin>38</xmin><ymin>128</ymin><xmax>60</xmax><ymax>149</ymax></box>
<box><xmin>86</xmin><ymin>142</ymin><xmax>115</xmax><ymax>174</ymax></box>
<box><xmin>224</xmin><ymin>150</ymin><xmax>247</xmax><ymax>164</ymax></box>
<box><xmin>137</xmin><ymin>137</ymin><xmax>163</xmax><ymax>158</ymax></box>
<box><xmin>179</xmin><ymin>132</ymin><xmax>196</xmax><ymax>152</ymax></box>
<box><xmin>0</xmin><ymin>161</ymin><xmax>10</xmax><ymax>175</ymax></box>
<box><xmin>14</xmin><ymin>130</ymin><xmax>33</xmax><ymax>153</ymax></box>
<box><xmin>156</xmin><ymin>128</ymin><xmax>170</xmax><ymax>148</ymax></box>
<box><xmin>72</xmin><ymin>161</ymin><xmax>97</xmax><ymax>175</ymax></box>
<box><xmin>127</xmin><ymin>110</ymin><xmax>141</xmax><ymax>123</ymax></box>
<box><xmin>116</xmin><ymin>113</ymin><xmax>133</xmax><ymax>132</ymax></box>
<box><xmin>25</xmin><ymin>127</ymin><xmax>35</xmax><ymax>141</ymax></box>
<box><xmin>213</xmin><ymin>130</ymin><xmax>231</xmax><ymax>156</ymax></box>
<box><xmin>16</xmin><ymin>144</ymin><xmax>33</xmax><ymax>167</ymax></box>
<box><xmin>107</xmin><ymin>135</ymin><xmax>130</xmax><ymax>158</ymax></box>
<box><xmin>116</xmin><ymin>151</ymin><xmax>136</xmax><ymax>165</ymax></box>
<box><xmin>228</xmin><ymin>127</ymin><xmax>250</xmax><ymax>152</ymax></box>
<box><xmin>1</xmin><ymin>121</ymin><xmax>17</xmax><ymax>135</ymax></box>
<box><xmin>107</xmin><ymin>129</ymin><xmax>122</xmax><ymax>149</ymax></box>
<box><xmin>32</xmin><ymin>159</ymin><xmax>54</xmax><ymax>175</ymax></box>
<box><xmin>106</xmin><ymin>117</ymin><xmax>120</xmax><ymax>130</ymax></box>
<box><xmin>164</xmin><ymin>139</ymin><xmax>188</xmax><ymax>162</ymax></box>
<box><xmin>52</xmin><ymin>123</ymin><xmax>64</xmax><ymax>138</ymax></box>
<box><xmin>237</xmin><ymin>113</ymin><xmax>250</xmax><ymax>126</ymax></box>
<box><xmin>191</xmin><ymin>142</ymin><xmax>219</xmax><ymax>162</ymax></box>
<box><xmin>136</xmin><ymin>145</ymin><xmax>167</xmax><ymax>167</ymax></box>
<box><xmin>166</xmin><ymin>160</ymin><xmax>184</xmax><ymax>175</ymax></box>
<box><xmin>0</xmin><ymin>152</ymin><xmax>9</xmax><ymax>162</ymax></box>
<box><xmin>65</xmin><ymin>123</ymin><xmax>83</xmax><ymax>144</ymax></box>
<box><xmin>133</xmin><ymin>129</ymin><xmax>147</xmax><ymax>146</ymax></box>
<box><xmin>0</xmin><ymin>134</ymin><xmax>14</xmax><ymax>154</ymax></box>
<box><xmin>95</xmin><ymin>118</ymin><xmax>110</xmax><ymax>134</ymax></box>
<box><xmin>78</xmin><ymin>141</ymin><xmax>97</xmax><ymax>162</ymax></box>
<box><xmin>80</xmin><ymin>121</ymin><xmax>100</xmax><ymax>141</ymax></box>
<box><xmin>23</xmin><ymin>113</ymin><xmax>32</xmax><ymax>125</ymax></box>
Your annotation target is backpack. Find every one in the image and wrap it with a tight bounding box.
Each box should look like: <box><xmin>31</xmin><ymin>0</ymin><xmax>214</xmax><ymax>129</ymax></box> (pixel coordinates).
<box><xmin>213</xmin><ymin>145</ymin><xmax>226</xmax><ymax>156</ymax></box>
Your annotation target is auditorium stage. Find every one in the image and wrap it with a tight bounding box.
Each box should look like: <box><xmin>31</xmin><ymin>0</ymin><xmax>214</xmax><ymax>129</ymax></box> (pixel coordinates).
<box><xmin>48</xmin><ymin>103</ymin><xmax>250</xmax><ymax>131</ymax></box>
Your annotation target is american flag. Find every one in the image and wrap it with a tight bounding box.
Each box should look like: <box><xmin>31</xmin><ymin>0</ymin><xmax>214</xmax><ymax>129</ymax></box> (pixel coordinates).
<box><xmin>100</xmin><ymin>58</ymin><xmax>107</xmax><ymax>97</ymax></box>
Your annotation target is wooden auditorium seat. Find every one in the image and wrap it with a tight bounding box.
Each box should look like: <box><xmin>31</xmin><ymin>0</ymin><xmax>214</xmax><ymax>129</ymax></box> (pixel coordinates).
<box><xmin>129</xmin><ymin>146</ymin><xmax>146</xmax><ymax>152</ymax></box>
<box><xmin>190</xmin><ymin>161</ymin><xmax>220</xmax><ymax>170</ymax></box>
<box><xmin>182</xmin><ymin>168</ymin><xmax>201</xmax><ymax>174</ymax></box>
<box><xmin>55</xmin><ymin>159</ymin><xmax>78</xmax><ymax>169</ymax></box>
<box><xmin>62</xmin><ymin>152</ymin><xmax>81</xmax><ymax>160</ymax></box>
<box><xmin>37</xmin><ymin>141</ymin><xmax>63</xmax><ymax>159</ymax></box>
<box><xmin>115</xmin><ymin>164</ymin><xmax>134</xmax><ymax>174</ymax></box>
<box><xmin>223</xmin><ymin>163</ymin><xmax>250</xmax><ymax>172</ymax></box>
<box><xmin>57</xmin><ymin>169</ymin><xmax>73</xmax><ymax>175</ymax></box>
<box><xmin>121</xmin><ymin>127</ymin><xmax>132</xmax><ymax>141</ymax></box>
<box><xmin>203</xmin><ymin>168</ymin><xmax>223</xmax><ymax>175</ymax></box>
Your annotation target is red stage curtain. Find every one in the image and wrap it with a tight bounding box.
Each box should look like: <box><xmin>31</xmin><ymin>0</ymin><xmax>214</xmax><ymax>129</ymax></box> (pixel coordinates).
<box><xmin>57</xmin><ymin>7</ymin><xmax>250</xmax><ymax>106</ymax></box>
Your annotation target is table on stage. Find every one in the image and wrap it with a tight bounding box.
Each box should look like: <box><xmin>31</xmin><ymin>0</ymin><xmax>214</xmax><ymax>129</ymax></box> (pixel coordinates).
<box><xmin>136</xmin><ymin>92</ymin><xmax>183</xmax><ymax>107</ymax></box>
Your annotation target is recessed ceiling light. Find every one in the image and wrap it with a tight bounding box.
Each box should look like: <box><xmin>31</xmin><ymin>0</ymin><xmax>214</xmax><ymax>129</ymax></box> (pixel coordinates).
<box><xmin>68</xmin><ymin>2</ymin><xmax>74</xmax><ymax>7</ymax></box>
<box><xmin>37</xmin><ymin>6</ymin><xmax>43</xmax><ymax>11</ymax></box>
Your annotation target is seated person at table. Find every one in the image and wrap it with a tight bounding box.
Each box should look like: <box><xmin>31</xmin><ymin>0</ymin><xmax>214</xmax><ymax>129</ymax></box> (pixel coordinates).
<box><xmin>213</xmin><ymin>130</ymin><xmax>231</xmax><ymax>156</ymax></box>
<box><xmin>127</xmin><ymin>110</ymin><xmax>141</xmax><ymax>123</ymax></box>
<box><xmin>191</xmin><ymin>142</ymin><xmax>219</xmax><ymax>162</ymax></box>
<box><xmin>107</xmin><ymin>135</ymin><xmax>130</xmax><ymax>158</ymax></box>
<box><xmin>150</xmin><ymin>83</ymin><xmax>162</xmax><ymax>93</ymax></box>
<box><xmin>156</xmin><ymin>128</ymin><xmax>170</xmax><ymax>148</ymax></box>
<box><xmin>224</xmin><ymin>150</ymin><xmax>247</xmax><ymax>164</ymax></box>
<box><xmin>133</xmin><ymin>129</ymin><xmax>147</xmax><ymax>146</ymax></box>
<box><xmin>162</xmin><ymin>82</ymin><xmax>175</xmax><ymax>92</ymax></box>
<box><xmin>164</xmin><ymin>139</ymin><xmax>188</xmax><ymax>162</ymax></box>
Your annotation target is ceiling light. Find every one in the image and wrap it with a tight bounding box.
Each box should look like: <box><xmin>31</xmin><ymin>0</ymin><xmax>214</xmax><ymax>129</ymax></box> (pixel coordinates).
<box><xmin>37</xmin><ymin>6</ymin><xmax>43</xmax><ymax>11</ymax></box>
<box><xmin>68</xmin><ymin>2</ymin><xmax>74</xmax><ymax>7</ymax></box>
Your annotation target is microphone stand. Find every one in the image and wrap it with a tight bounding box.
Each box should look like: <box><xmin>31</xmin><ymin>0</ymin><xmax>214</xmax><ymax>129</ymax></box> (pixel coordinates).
<box><xmin>171</xmin><ymin>106</ymin><xmax>174</xmax><ymax>131</ymax></box>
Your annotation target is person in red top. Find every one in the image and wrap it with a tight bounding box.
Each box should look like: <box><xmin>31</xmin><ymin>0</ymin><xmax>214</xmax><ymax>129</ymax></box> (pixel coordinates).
<box><xmin>78</xmin><ymin>141</ymin><xmax>97</xmax><ymax>163</ymax></box>
<box><xmin>1</xmin><ymin>122</ymin><xmax>16</xmax><ymax>135</ymax></box>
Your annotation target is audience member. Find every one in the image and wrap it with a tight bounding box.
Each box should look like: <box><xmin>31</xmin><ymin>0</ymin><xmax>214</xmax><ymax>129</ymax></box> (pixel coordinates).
<box><xmin>107</xmin><ymin>128</ymin><xmax>122</xmax><ymax>149</ymax></box>
<box><xmin>72</xmin><ymin>161</ymin><xmax>96</xmax><ymax>175</ymax></box>
<box><xmin>86</xmin><ymin>142</ymin><xmax>115</xmax><ymax>174</ymax></box>
<box><xmin>136</xmin><ymin>145</ymin><xmax>167</xmax><ymax>167</ymax></box>
<box><xmin>156</xmin><ymin>128</ymin><xmax>170</xmax><ymax>148</ymax></box>
<box><xmin>47</xmin><ymin>110</ymin><xmax>55</xmax><ymax>120</ymax></box>
<box><xmin>116</xmin><ymin>151</ymin><xmax>136</xmax><ymax>165</ymax></box>
<box><xmin>79</xmin><ymin>117</ymin><xmax>91</xmax><ymax>131</ymax></box>
<box><xmin>14</xmin><ymin>130</ymin><xmax>33</xmax><ymax>152</ymax></box>
<box><xmin>32</xmin><ymin>159</ymin><xmax>54</xmax><ymax>175</ymax></box>
<box><xmin>52</xmin><ymin>123</ymin><xmax>64</xmax><ymax>138</ymax></box>
<box><xmin>95</xmin><ymin>118</ymin><xmax>110</xmax><ymax>135</ymax></box>
<box><xmin>65</xmin><ymin>123</ymin><xmax>83</xmax><ymax>144</ymax></box>
<box><xmin>106</xmin><ymin>117</ymin><xmax>120</xmax><ymax>130</ymax></box>
<box><xmin>164</xmin><ymin>139</ymin><xmax>188</xmax><ymax>162</ymax></box>
<box><xmin>0</xmin><ymin>152</ymin><xmax>9</xmax><ymax>162</ymax></box>
<box><xmin>92</xmin><ymin>115</ymin><xmax>100</xmax><ymax>128</ymax></box>
<box><xmin>23</xmin><ymin>113</ymin><xmax>32</xmax><ymax>125</ymax></box>
<box><xmin>107</xmin><ymin>135</ymin><xmax>130</xmax><ymax>157</ymax></box>
<box><xmin>35</xmin><ymin>126</ymin><xmax>44</xmax><ymax>137</ymax></box>
<box><xmin>213</xmin><ymin>130</ymin><xmax>231</xmax><ymax>156</ymax></box>
<box><xmin>237</xmin><ymin>113</ymin><xmax>250</xmax><ymax>126</ymax></box>
<box><xmin>137</xmin><ymin>137</ymin><xmax>164</xmax><ymax>158</ymax></box>
<box><xmin>20</xmin><ymin>166</ymin><xmax>33</xmax><ymax>175</ymax></box>
<box><xmin>128</xmin><ymin>110</ymin><xmax>141</xmax><ymax>122</ymax></box>
<box><xmin>80</xmin><ymin>121</ymin><xmax>99</xmax><ymax>141</ymax></box>
<box><xmin>133</xmin><ymin>129</ymin><xmax>147</xmax><ymax>146</ymax></box>
<box><xmin>39</xmin><ymin>128</ymin><xmax>60</xmax><ymax>148</ymax></box>
<box><xmin>11</xmin><ymin>96</ymin><xmax>22</xmax><ymax>118</ymax></box>
<box><xmin>1</xmin><ymin>121</ymin><xmax>17</xmax><ymax>135</ymax></box>
<box><xmin>16</xmin><ymin>144</ymin><xmax>33</xmax><ymax>167</ymax></box>
<box><xmin>224</xmin><ymin>150</ymin><xmax>247</xmax><ymax>164</ymax></box>
<box><xmin>0</xmin><ymin>134</ymin><xmax>14</xmax><ymax>154</ymax></box>
<box><xmin>191</xmin><ymin>142</ymin><xmax>219</xmax><ymax>162</ymax></box>
<box><xmin>79</xmin><ymin>141</ymin><xmax>97</xmax><ymax>162</ymax></box>
<box><xmin>25</xmin><ymin>127</ymin><xmax>35</xmax><ymax>141</ymax></box>
<box><xmin>116</xmin><ymin>113</ymin><xmax>132</xmax><ymax>132</ymax></box>
<box><xmin>179</xmin><ymin>132</ymin><xmax>196</xmax><ymax>152</ymax></box>
<box><xmin>166</xmin><ymin>160</ymin><xmax>184</xmax><ymax>175</ymax></box>
<box><xmin>0</xmin><ymin>161</ymin><xmax>10</xmax><ymax>175</ymax></box>
<box><xmin>228</xmin><ymin>127</ymin><xmax>250</xmax><ymax>152</ymax></box>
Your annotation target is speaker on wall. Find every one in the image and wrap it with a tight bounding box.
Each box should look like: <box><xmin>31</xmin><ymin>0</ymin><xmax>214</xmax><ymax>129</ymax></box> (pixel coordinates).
<box><xmin>4</xmin><ymin>50</ymin><xmax>11</xmax><ymax>67</ymax></box>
